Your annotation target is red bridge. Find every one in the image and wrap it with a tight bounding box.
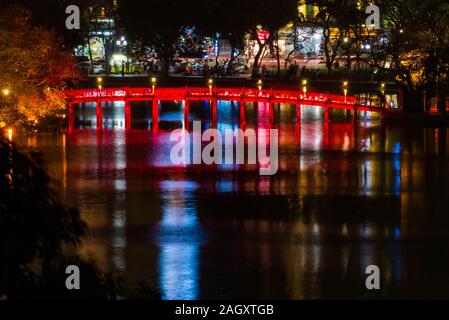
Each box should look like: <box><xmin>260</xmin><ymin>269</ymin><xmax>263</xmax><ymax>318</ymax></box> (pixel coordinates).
<box><xmin>64</xmin><ymin>86</ymin><xmax>385</xmax><ymax>132</ymax></box>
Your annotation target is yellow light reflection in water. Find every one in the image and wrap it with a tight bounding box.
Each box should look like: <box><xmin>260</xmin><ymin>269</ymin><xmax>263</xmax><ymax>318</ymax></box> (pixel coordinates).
<box><xmin>7</xmin><ymin>128</ymin><xmax>13</xmax><ymax>141</ymax></box>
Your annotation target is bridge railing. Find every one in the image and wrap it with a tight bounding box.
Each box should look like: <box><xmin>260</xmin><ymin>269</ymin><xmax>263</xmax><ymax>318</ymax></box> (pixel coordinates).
<box><xmin>65</xmin><ymin>86</ymin><xmax>367</xmax><ymax>107</ymax></box>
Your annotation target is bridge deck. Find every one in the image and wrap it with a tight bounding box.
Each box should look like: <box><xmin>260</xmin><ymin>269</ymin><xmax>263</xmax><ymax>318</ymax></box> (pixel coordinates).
<box><xmin>64</xmin><ymin>87</ymin><xmax>384</xmax><ymax>112</ymax></box>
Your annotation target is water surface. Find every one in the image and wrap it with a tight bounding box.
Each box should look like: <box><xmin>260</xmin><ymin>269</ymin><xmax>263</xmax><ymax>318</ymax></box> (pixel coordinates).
<box><xmin>14</xmin><ymin>101</ymin><xmax>449</xmax><ymax>299</ymax></box>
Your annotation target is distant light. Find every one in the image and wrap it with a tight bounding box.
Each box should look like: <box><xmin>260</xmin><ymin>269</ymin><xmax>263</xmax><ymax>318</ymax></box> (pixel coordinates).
<box><xmin>399</xmin><ymin>29</ymin><xmax>404</xmax><ymax>34</ymax></box>
<box><xmin>97</xmin><ymin>77</ymin><xmax>103</xmax><ymax>83</ymax></box>
<box><xmin>2</xmin><ymin>88</ymin><xmax>10</xmax><ymax>96</ymax></box>
<box><xmin>112</xmin><ymin>54</ymin><xmax>127</xmax><ymax>62</ymax></box>
<box><xmin>302</xmin><ymin>79</ymin><xmax>308</xmax><ymax>86</ymax></box>
<box><xmin>343</xmin><ymin>81</ymin><xmax>349</xmax><ymax>87</ymax></box>
<box><xmin>343</xmin><ymin>37</ymin><xmax>349</xmax><ymax>43</ymax></box>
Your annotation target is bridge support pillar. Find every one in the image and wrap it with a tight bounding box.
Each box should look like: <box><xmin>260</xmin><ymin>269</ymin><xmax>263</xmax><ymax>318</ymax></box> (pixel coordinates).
<box><xmin>296</xmin><ymin>104</ymin><xmax>302</xmax><ymax>147</ymax></box>
<box><xmin>68</xmin><ymin>102</ymin><xmax>75</xmax><ymax>134</ymax></box>
<box><xmin>152</xmin><ymin>99</ymin><xmax>159</xmax><ymax>133</ymax></box>
<box><xmin>269</xmin><ymin>103</ymin><xmax>275</xmax><ymax>124</ymax></box>
<box><xmin>211</xmin><ymin>99</ymin><xmax>217</xmax><ymax>128</ymax></box>
<box><xmin>324</xmin><ymin>107</ymin><xmax>329</xmax><ymax>123</ymax></box>
<box><xmin>184</xmin><ymin>100</ymin><xmax>190</xmax><ymax>130</ymax></box>
<box><xmin>125</xmin><ymin>100</ymin><xmax>131</xmax><ymax>130</ymax></box>
<box><xmin>296</xmin><ymin>104</ymin><xmax>301</xmax><ymax>123</ymax></box>
<box><xmin>96</xmin><ymin>100</ymin><xmax>102</xmax><ymax>130</ymax></box>
<box><xmin>239</xmin><ymin>102</ymin><xmax>246</xmax><ymax>128</ymax></box>
<box><xmin>324</xmin><ymin>108</ymin><xmax>329</xmax><ymax>148</ymax></box>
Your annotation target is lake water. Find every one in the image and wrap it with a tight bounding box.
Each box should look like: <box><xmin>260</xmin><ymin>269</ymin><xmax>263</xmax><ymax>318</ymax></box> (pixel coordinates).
<box><xmin>14</xmin><ymin>101</ymin><xmax>449</xmax><ymax>299</ymax></box>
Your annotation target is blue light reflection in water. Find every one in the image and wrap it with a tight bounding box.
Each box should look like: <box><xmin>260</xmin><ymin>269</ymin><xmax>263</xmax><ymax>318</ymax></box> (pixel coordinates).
<box><xmin>154</xmin><ymin>180</ymin><xmax>203</xmax><ymax>300</ymax></box>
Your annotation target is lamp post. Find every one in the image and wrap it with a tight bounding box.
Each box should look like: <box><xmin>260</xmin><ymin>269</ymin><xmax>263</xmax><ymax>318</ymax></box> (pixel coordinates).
<box><xmin>151</xmin><ymin>77</ymin><xmax>157</xmax><ymax>95</ymax></box>
<box><xmin>257</xmin><ymin>79</ymin><xmax>263</xmax><ymax>91</ymax></box>
<box><xmin>301</xmin><ymin>79</ymin><xmax>308</xmax><ymax>97</ymax></box>
<box><xmin>380</xmin><ymin>83</ymin><xmax>386</xmax><ymax>109</ymax></box>
<box><xmin>97</xmin><ymin>77</ymin><xmax>103</xmax><ymax>90</ymax></box>
<box><xmin>208</xmin><ymin>78</ymin><xmax>214</xmax><ymax>95</ymax></box>
<box><xmin>343</xmin><ymin>81</ymin><xmax>349</xmax><ymax>103</ymax></box>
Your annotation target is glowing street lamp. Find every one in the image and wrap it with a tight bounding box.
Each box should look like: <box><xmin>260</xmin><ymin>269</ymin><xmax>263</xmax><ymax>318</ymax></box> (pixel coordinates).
<box><xmin>151</xmin><ymin>77</ymin><xmax>157</xmax><ymax>94</ymax></box>
<box><xmin>97</xmin><ymin>77</ymin><xmax>103</xmax><ymax>90</ymax></box>
<box><xmin>301</xmin><ymin>79</ymin><xmax>308</xmax><ymax>96</ymax></box>
<box><xmin>343</xmin><ymin>81</ymin><xmax>349</xmax><ymax>103</ymax></box>
<box><xmin>208</xmin><ymin>78</ymin><xmax>214</xmax><ymax>95</ymax></box>
<box><xmin>257</xmin><ymin>79</ymin><xmax>263</xmax><ymax>91</ymax></box>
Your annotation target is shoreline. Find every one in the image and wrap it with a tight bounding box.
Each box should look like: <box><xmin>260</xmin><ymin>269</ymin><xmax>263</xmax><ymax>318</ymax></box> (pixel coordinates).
<box><xmin>382</xmin><ymin>111</ymin><xmax>449</xmax><ymax>127</ymax></box>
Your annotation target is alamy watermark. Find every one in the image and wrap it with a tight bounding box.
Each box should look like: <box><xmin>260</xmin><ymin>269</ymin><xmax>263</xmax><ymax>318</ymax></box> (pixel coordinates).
<box><xmin>65</xmin><ymin>5</ymin><xmax>80</xmax><ymax>30</ymax></box>
<box><xmin>169</xmin><ymin>121</ymin><xmax>279</xmax><ymax>176</ymax></box>
<box><xmin>366</xmin><ymin>5</ymin><xmax>381</xmax><ymax>30</ymax></box>
<box><xmin>365</xmin><ymin>265</ymin><xmax>381</xmax><ymax>290</ymax></box>
<box><xmin>65</xmin><ymin>265</ymin><xmax>80</xmax><ymax>290</ymax></box>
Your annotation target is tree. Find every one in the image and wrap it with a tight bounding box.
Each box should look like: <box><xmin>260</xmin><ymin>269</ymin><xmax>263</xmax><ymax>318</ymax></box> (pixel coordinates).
<box><xmin>0</xmin><ymin>134</ymin><xmax>161</xmax><ymax>299</ymax></box>
<box><xmin>0</xmin><ymin>5</ymin><xmax>78</xmax><ymax>129</ymax></box>
<box><xmin>370</xmin><ymin>0</ymin><xmax>449</xmax><ymax>111</ymax></box>
<box><xmin>305</xmin><ymin>0</ymin><xmax>360</xmax><ymax>75</ymax></box>
<box><xmin>118</xmin><ymin>0</ymin><xmax>197</xmax><ymax>77</ymax></box>
<box><xmin>0</xmin><ymin>0</ymin><xmax>87</xmax><ymax>49</ymax></box>
<box><xmin>246</xmin><ymin>0</ymin><xmax>298</xmax><ymax>78</ymax></box>
<box><xmin>0</xmin><ymin>134</ymin><xmax>86</xmax><ymax>297</ymax></box>
<box><xmin>196</xmin><ymin>0</ymin><xmax>253</xmax><ymax>75</ymax></box>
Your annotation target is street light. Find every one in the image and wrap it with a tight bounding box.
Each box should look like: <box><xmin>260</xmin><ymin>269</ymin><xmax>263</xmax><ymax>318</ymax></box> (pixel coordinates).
<box><xmin>151</xmin><ymin>77</ymin><xmax>157</xmax><ymax>94</ymax></box>
<box><xmin>301</xmin><ymin>79</ymin><xmax>308</xmax><ymax>96</ymax></box>
<box><xmin>116</xmin><ymin>36</ymin><xmax>128</xmax><ymax>47</ymax></box>
<box><xmin>208</xmin><ymin>78</ymin><xmax>214</xmax><ymax>94</ymax></box>
<box><xmin>342</xmin><ymin>81</ymin><xmax>349</xmax><ymax>103</ymax></box>
<box><xmin>257</xmin><ymin>79</ymin><xmax>263</xmax><ymax>91</ymax></box>
<box><xmin>97</xmin><ymin>77</ymin><xmax>103</xmax><ymax>90</ymax></box>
